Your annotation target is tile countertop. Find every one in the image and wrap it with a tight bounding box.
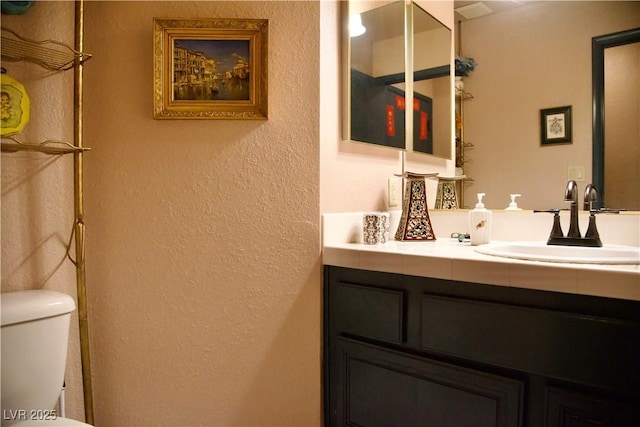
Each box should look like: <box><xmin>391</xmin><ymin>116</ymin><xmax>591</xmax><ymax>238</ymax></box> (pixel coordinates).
<box><xmin>322</xmin><ymin>210</ymin><xmax>640</xmax><ymax>301</ymax></box>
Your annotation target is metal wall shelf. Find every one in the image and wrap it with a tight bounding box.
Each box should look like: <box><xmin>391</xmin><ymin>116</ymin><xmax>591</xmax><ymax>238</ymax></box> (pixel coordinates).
<box><xmin>1</xmin><ymin>28</ymin><xmax>92</xmax><ymax>71</ymax></box>
<box><xmin>1</xmin><ymin>4</ymin><xmax>94</xmax><ymax>423</ymax></box>
<box><xmin>455</xmin><ymin>86</ymin><xmax>473</xmax><ymax>207</ymax></box>
<box><xmin>2</xmin><ymin>137</ymin><xmax>90</xmax><ymax>155</ymax></box>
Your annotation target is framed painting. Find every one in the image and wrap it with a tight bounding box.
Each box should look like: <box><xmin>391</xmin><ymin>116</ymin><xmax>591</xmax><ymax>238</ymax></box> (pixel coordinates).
<box><xmin>540</xmin><ymin>105</ymin><xmax>572</xmax><ymax>145</ymax></box>
<box><xmin>153</xmin><ymin>18</ymin><xmax>268</xmax><ymax>120</ymax></box>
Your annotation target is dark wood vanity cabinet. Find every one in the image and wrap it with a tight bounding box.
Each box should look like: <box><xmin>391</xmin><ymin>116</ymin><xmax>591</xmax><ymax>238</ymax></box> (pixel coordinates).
<box><xmin>323</xmin><ymin>266</ymin><xmax>640</xmax><ymax>427</ymax></box>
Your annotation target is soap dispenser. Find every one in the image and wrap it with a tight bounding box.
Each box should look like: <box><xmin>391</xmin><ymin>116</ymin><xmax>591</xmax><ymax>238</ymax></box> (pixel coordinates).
<box><xmin>505</xmin><ymin>194</ymin><xmax>522</xmax><ymax>211</ymax></box>
<box><xmin>468</xmin><ymin>193</ymin><xmax>492</xmax><ymax>246</ymax></box>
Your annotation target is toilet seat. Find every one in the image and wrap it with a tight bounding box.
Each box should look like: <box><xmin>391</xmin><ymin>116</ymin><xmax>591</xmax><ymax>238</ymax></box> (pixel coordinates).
<box><xmin>13</xmin><ymin>417</ymin><xmax>92</xmax><ymax>426</ymax></box>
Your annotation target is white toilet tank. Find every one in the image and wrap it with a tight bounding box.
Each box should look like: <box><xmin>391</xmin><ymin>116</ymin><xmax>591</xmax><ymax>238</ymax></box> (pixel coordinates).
<box><xmin>1</xmin><ymin>290</ymin><xmax>76</xmax><ymax>426</ymax></box>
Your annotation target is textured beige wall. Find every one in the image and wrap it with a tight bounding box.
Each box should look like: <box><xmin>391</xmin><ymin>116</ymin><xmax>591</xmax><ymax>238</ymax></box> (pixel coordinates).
<box><xmin>460</xmin><ymin>1</ymin><xmax>640</xmax><ymax>210</ymax></box>
<box><xmin>1</xmin><ymin>1</ymin><xmax>85</xmax><ymax>422</ymax></box>
<box><xmin>82</xmin><ymin>1</ymin><xmax>320</xmax><ymax>425</ymax></box>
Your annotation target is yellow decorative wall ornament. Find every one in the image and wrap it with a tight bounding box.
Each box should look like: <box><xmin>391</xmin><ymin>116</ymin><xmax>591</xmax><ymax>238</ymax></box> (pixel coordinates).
<box><xmin>1</xmin><ymin>72</ymin><xmax>30</xmax><ymax>136</ymax></box>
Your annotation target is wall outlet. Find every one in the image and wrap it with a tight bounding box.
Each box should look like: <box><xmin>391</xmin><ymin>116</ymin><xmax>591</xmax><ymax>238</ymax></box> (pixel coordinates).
<box><xmin>388</xmin><ymin>177</ymin><xmax>400</xmax><ymax>207</ymax></box>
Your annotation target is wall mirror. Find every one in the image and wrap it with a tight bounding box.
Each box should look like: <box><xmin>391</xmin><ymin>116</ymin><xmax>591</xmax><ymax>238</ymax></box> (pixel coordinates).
<box><xmin>343</xmin><ymin>0</ymin><xmax>452</xmax><ymax>159</ymax></box>
<box><xmin>454</xmin><ymin>1</ymin><xmax>639</xmax><ymax>210</ymax></box>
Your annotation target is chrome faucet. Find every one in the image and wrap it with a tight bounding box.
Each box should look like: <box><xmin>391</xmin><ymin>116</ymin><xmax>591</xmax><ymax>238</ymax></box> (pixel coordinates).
<box><xmin>535</xmin><ymin>181</ymin><xmax>603</xmax><ymax>247</ymax></box>
<box><xmin>582</xmin><ymin>183</ymin><xmax>602</xmax><ymax>246</ymax></box>
<box><xmin>583</xmin><ymin>183</ymin><xmax>598</xmax><ymax>211</ymax></box>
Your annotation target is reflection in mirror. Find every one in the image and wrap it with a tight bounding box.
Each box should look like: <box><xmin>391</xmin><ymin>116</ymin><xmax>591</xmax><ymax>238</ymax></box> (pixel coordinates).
<box><xmin>592</xmin><ymin>28</ymin><xmax>640</xmax><ymax>211</ymax></box>
<box><xmin>349</xmin><ymin>1</ymin><xmax>406</xmax><ymax>149</ymax></box>
<box><xmin>412</xmin><ymin>2</ymin><xmax>452</xmax><ymax>158</ymax></box>
<box><xmin>344</xmin><ymin>1</ymin><xmax>452</xmax><ymax>159</ymax></box>
<box><xmin>456</xmin><ymin>1</ymin><xmax>639</xmax><ymax>210</ymax></box>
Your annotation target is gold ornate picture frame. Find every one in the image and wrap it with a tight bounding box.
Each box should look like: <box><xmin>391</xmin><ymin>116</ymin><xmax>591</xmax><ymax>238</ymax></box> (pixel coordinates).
<box><xmin>153</xmin><ymin>18</ymin><xmax>268</xmax><ymax>120</ymax></box>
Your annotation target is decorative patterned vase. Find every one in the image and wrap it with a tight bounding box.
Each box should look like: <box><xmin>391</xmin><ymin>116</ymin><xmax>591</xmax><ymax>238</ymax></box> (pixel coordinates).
<box><xmin>434</xmin><ymin>176</ymin><xmax>466</xmax><ymax>209</ymax></box>
<box><xmin>394</xmin><ymin>172</ymin><xmax>437</xmax><ymax>241</ymax></box>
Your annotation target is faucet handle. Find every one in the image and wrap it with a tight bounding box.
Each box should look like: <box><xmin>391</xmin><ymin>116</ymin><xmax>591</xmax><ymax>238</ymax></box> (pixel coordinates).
<box><xmin>534</xmin><ymin>209</ymin><xmax>564</xmax><ymax>239</ymax></box>
<box><xmin>592</xmin><ymin>207</ymin><xmax>623</xmax><ymax>214</ymax></box>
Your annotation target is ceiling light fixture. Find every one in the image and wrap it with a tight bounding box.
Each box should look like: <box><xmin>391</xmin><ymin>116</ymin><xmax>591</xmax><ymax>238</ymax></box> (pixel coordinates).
<box><xmin>350</xmin><ymin>13</ymin><xmax>366</xmax><ymax>37</ymax></box>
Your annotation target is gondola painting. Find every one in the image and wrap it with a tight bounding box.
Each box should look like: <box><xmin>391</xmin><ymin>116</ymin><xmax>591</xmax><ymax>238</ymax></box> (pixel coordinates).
<box><xmin>153</xmin><ymin>18</ymin><xmax>268</xmax><ymax>120</ymax></box>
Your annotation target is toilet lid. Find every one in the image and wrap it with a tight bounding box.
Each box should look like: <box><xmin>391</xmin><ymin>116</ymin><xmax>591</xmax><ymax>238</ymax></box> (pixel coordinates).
<box><xmin>13</xmin><ymin>417</ymin><xmax>92</xmax><ymax>427</ymax></box>
<box><xmin>1</xmin><ymin>290</ymin><xmax>75</xmax><ymax>326</ymax></box>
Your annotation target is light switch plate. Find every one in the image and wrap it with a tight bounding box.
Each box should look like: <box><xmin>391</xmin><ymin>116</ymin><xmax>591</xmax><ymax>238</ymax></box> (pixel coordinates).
<box><xmin>388</xmin><ymin>177</ymin><xmax>400</xmax><ymax>207</ymax></box>
<box><xmin>568</xmin><ymin>165</ymin><xmax>586</xmax><ymax>181</ymax></box>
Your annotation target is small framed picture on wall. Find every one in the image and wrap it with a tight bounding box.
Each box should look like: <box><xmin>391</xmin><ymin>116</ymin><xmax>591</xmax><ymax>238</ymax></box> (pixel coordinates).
<box><xmin>540</xmin><ymin>105</ymin><xmax>572</xmax><ymax>145</ymax></box>
<box><xmin>153</xmin><ymin>18</ymin><xmax>268</xmax><ymax>120</ymax></box>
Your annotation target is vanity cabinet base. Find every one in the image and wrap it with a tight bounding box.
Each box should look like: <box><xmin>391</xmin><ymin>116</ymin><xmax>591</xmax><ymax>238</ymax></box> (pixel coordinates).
<box><xmin>324</xmin><ymin>266</ymin><xmax>640</xmax><ymax>427</ymax></box>
<box><xmin>333</xmin><ymin>337</ymin><xmax>523</xmax><ymax>427</ymax></box>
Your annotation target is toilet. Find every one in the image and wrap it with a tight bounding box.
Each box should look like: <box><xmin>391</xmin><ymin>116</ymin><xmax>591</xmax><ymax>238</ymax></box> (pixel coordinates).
<box><xmin>1</xmin><ymin>290</ymin><xmax>92</xmax><ymax>426</ymax></box>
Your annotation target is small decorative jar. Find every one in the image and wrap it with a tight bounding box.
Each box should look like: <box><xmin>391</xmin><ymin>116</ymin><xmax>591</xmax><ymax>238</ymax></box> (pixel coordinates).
<box><xmin>362</xmin><ymin>212</ymin><xmax>390</xmax><ymax>245</ymax></box>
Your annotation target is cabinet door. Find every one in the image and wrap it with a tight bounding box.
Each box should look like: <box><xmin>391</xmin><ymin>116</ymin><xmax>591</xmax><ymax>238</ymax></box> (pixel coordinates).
<box><xmin>333</xmin><ymin>282</ymin><xmax>405</xmax><ymax>344</ymax></box>
<box><xmin>420</xmin><ymin>294</ymin><xmax>640</xmax><ymax>395</ymax></box>
<box><xmin>330</xmin><ymin>337</ymin><xmax>523</xmax><ymax>427</ymax></box>
<box><xmin>546</xmin><ymin>387</ymin><xmax>640</xmax><ymax>427</ymax></box>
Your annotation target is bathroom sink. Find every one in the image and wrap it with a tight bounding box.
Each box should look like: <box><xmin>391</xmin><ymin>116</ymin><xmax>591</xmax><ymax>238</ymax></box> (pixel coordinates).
<box><xmin>475</xmin><ymin>241</ymin><xmax>640</xmax><ymax>264</ymax></box>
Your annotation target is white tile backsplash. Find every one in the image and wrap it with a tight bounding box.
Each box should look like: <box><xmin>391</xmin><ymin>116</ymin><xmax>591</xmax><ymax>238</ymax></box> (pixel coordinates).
<box><xmin>324</xmin><ymin>210</ymin><xmax>639</xmax><ymax>246</ymax></box>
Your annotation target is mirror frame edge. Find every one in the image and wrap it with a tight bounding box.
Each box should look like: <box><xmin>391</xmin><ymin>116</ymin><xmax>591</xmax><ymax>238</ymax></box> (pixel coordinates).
<box><xmin>341</xmin><ymin>0</ymin><xmax>351</xmax><ymax>142</ymax></box>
